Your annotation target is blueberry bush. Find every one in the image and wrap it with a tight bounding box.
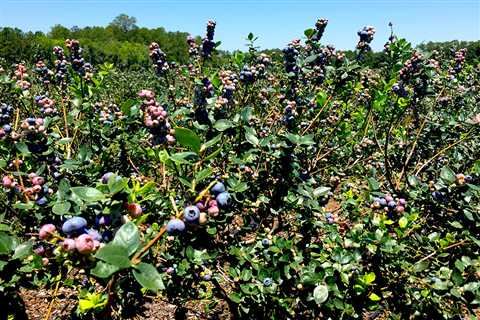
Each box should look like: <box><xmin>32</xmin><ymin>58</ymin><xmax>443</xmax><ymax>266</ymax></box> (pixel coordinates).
<box><xmin>0</xmin><ymin>19</ymin><xmax>479</xmax><ymax>319</ymax></box>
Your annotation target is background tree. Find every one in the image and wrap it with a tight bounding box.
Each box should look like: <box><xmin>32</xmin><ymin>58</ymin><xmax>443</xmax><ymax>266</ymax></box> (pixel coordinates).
<box><xmin>109</xmin><ymin>14</ymin><xmax>138</xmax><ymax>32</ymax></box>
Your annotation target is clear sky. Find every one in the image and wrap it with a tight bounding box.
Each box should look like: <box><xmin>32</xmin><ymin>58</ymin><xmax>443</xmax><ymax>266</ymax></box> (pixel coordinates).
<box><xmin>1</xmin><ymin>0</ymin><xmax>479</xmax><ymax>52</ymax></box>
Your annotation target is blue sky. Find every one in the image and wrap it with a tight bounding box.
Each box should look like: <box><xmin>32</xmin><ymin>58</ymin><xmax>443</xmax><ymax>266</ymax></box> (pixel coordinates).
<box><xmin>0</xmin><ymin>0</ymin><xmax>478</xmax><ymax>51</ymax></box>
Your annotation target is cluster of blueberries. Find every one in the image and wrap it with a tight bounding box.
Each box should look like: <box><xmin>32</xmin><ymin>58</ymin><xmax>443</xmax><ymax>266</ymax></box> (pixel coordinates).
<box><xmin>96</xmin><ymin>102</ymin><xmax>124</xmax><ymax>126</ymax></box>
<box><xmin>65</xmin><ymin>39</ymin><xmax>93</xmax><ymax>78</ymax></box>
<box><xmin>452</xmin><ymin>48</ymin><xmax>467</xmax><ymax>74</ymax></box>
<box><xmin>432</xmin><ymin>173</ymin><xmax>473</xmax><ymax>203</ymax></box>
<box><xmin>283</xmin><ymin>100</ymin><xmax>297</xmax><ymax>128</ymax></box>
<box><xmin>239</xmin><ymin>54</ymin><xmax>271</xmax><ymax>85</ymax></box>
<box><xmin>37</xmin><ymin>217</ymin><xmax>103</xmax><ymax>264</ymax></box>
<box><xmin>149</xmin><ymin>42</ymin><xmax>169</xmax><ymax>76</ymax></box>
<box><xmin>2</xmin><ymin>172</ymin><xmax>52</xmax><ymax>206</ymax></box>
<box><xmin>392</xmin><ymin>51</ymin><xmax>425</xmax><ymax>97</ymax></box>
<box><xmin>356</xmin><ymin>26</ymin><xmax>376</xmax><ymax>52</ymax></box>
<box><xmin>311</xmin><ymin>18</ymin><xmax>328</xmax><ymax>42</ymax></box>
<box><xmin>53</xmin><ymin>46</ymin><xmax>68</xmax><ymax>85</ymax></box>
<box><xmin>186</xmin><ymin>35</ymin><xmax>199</xmax><ymax>57</ymax></box>
<box><xmin>215</xmin><ymin>70</ymin><xmax>237</xmax><ymax>108</ymax></box>
<box><xmin>166</xmin><ymin>181</ymin><xmax>231</xmax><ymax>235</ymax></box>
<box><xmin>35</xmin><ymin>95</ymin><xmax>56</xmax><ymax>115</ymax></box>
<box><xmin>13</xmin><ymin>63</ymin><xmax>31</xmax><ymax>90</ymax></box>
<box><xmin>201</xmin><ymin>20</ymin><xmax>217</xmax><ymax>58</ymax></box>
<box><xmin>0</xmin><ymin>103</ymin><xmax>13</xmax><ymax>139</ymax></box>
<box><xmin>18</xmin><ymin>117</ymin><xmax>49</xmax><ymax>154</ymax></box>
<box><xmin>138</xmin><ymin>89</ymin><xmax>175</xmax><ymax>146</ymax></box>
<box><xmin>283</xmin><ymin>42</ymin><xmax>300</xmax><ymax>75</ymax></box>
<box><xmin>34</xmin><ymin>60</ymin><xmax>53</xmax><ymax>86</ymax></box>
<box><xmin>371</xmin><ymin>195</ymin><xmax>407</xmax><ymax>213</ymax></box>
<box><xmin>399</xmin><ymin>52</ymin><xmax>423</xmax><ymax>82</ymax></box>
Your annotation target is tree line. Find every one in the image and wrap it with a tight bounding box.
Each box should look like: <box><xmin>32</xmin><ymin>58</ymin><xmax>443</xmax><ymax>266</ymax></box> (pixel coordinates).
<box><xmin>0</xmin><ymin>14</ymin><xmax>478</xmax><ymax>70</ymax></box>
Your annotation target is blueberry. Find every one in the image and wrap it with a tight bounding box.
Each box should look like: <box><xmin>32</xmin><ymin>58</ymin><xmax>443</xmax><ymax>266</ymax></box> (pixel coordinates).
<box><xmin>372</xmin><ymin>197</ymin><xmax>381</xmax><ymax>204</ymax></box>
<box><xmin>263</xmin><ymin>278</ymin><xmax>272</xmax><ymax>286</ymax></box>
<box><xmin>101</xmin><ymin>172</ymin><xmax>114</xmax><ymax>184</ymax></box>
<box><xmin>3</xmin><ymin>124</ymin><xmax>11</xmax><ymax>133</ymax></box>
<box><xmin>62</xmin><ymin>216</ymin><xmax>87</xmax><ymax>235</ymax></box>
<box><xmin>211</xmin><ymin>182</ymin><xmax>226</xmax><ymax>195</ymax></box>
<box><xmin>36</xmin><ymin>197</ymin><xmax>48</xmax><ymax>206</ymax></box>
<box><xmin>87</xmin><ymin>229</ymin><xmax>102</xmax><ymax>241</ymax></box>
<box><xmin>96</xmin><ymin>215</ymin><xmax>111</xmax><ymax>227</ymax></box>
<box><xmin>166</xmin><ymin>219</ymin><xmax>185</xmax><ymax>235</ymax></box>
<box><xmin>378</xmin><ymin>198</ymin><xmax>387</xmax><ymax>206</ymax></box>
<box><xmin>465</xmin><ymin>175</ymin><xmax>473</xmax><ymax>183</ymax></box>
<box><xmin>398</xmin><ymin>198</ymin><xmax>406</xmax><ymax>206</ymax></box>
<box><xmin>183</xmin><ymin>205</ymin><xmax>200</xmax><ymax>223</ymax></box>
<box><xmin>203</xmin><ymin>274</ymin><xmax>211</xmax><ymax>281</ymax></box>
<box><xmin>327</xmin><ymin>217</ymin><xmax>335</xmax><ymax>224</ymax></box>
<box><xmin>387</xmin><ymin>201</ymin><xmax>396</xmax><ymax>210</ymax></box>
<box><xmin>262</xmin><ymin>238</ymin><xmax>270</xmax><ymax>246</ymax></box>
<box><xmin>102</xmin><ymin>230</ymin><xmax>114</xmax><ymax>242</ymax></box>
<box><xmin>325</xmin><ymin>212</ymin><xmax>333</xmax><ymax>219</ymax></box>
<box><xmin>216</xmin><ymin>192</ymin><xmax>231</xmax><ymax>208</ymax></box>
<box><xmin>432</xmin><ymin>191</ymin><xmax>447</xmax><ymax>203</ymax></box>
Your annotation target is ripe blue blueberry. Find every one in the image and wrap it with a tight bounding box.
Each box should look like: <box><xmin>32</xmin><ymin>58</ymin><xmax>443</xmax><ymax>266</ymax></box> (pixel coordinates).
<box><xmin>87</xmin><ymin>229</ymin><xmax>102</xmax><ymax>241</ymax></box>
<box><xmin>263</xmin><ymin>278</ymin><xmax>272</xmax><ymax>286</ymax></box>
<box><xmin>101</xmin><ymin>172</ymin><xmax>114</xmax><ymax>184</ymax></box>
<box><xmin>184</xmin><ymin>205</ymin><xmax>200</xmax><ymax>223</ymax></box>
<box><xmin>36</xmin><ymin>197</ymin><xmax>48</xmax><ymax>206</ymax></box>
<box><xmin>62</xmin><ymin>216</ymin><xmax>87</xmax><ymax>235</ymax></box>
<box><xmin>378</xmin><ymin>198</ymin><xmax>387</xmax><ymax>206</ymax></box>
<box><xmin>216</xmin><ymin>192</ymin><xmax>231</xmax><ymax>208</ymax></box>
<box><xmin>262</xmin><ymin>238</ymin><xmax>270</xmax><ymax>246</ymax></box>
<box><xmin>211</xmin><ymin>182</ymin><xmax>226</xmax><ymax>195</ymax></box>
<box><xmin>432</xmin><ymin>191</ymin><xmax>446</xmax><ymax>203</ymax></box>
<box><xmin>387</xmin><ymin>201</ymin><xmax>396</xmax><ymax>210</ymax></box>
<box><xmin>166</xmin><ymin>219</ymin><xmax>186</xmax><ymax>235</ymax></box>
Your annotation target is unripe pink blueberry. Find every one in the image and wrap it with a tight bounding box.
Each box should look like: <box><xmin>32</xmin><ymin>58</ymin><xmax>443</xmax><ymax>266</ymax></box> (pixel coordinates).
<box><xmin>75</xmin><ymin>234</ymin><xmax>96</xmax><ymax>254</ymax></box>
<box><xmin>126</xmin><ymin>203</ymin><xmax>143</xmax><ymax>217</ymax></box>
<box><xmin>385</xmin><ymin>195</ymin><xmax>394</xmax><ymax>203</ymax></box>
<box><xmin>208</xmin><ymin>200</ymin><xmax>218</xmax><ymax>208</ymax></box>
<box><xmin>208</xmin><ymin>205</ymin><xmax>219</xmax><ymax>217</ymax></box>
<box><xmin>42</xmin><ymin>257</ymin><xmax>49</xmax><ymax>266</ymax></box>
<box><xmin>62</xmin><ymin>238</ymin><xmax>76</xmax><ymax>252</ymax></box>
<box><xmin>2</xmin><ymin>176</ymin><xmax>12</xmax><ymax>188</ymax></box>
<box><xmin>396</xmin><ymin>206</ymin><xmax>405</xmax><ymax>213</ymax></box>
<box><xmin>39</xmin><ymin>224</ymin><xmax>56</xmax><ymax>240</ymax></box>
<box><xmin>31</xmin><ymin>176</ymin><xmax>45</xmax><ymax>186</ymax></box>
<box><xmin>195</xmin><ymin>202</ymin><xmax>206</xmax><ymax>211</ymax></box>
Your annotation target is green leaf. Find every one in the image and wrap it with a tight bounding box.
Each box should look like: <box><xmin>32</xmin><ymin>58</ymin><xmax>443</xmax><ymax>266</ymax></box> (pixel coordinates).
<box><xmin>71</xmin><ymin>187</ymin><xmax>105</xmax><ymax>203</ymax></box>
<box><xmin>369</xmin><ymin>293</ymin><xmax>381</xmax><ymax>301</ymax></box>
<box><xmin>244</xmin><ymin>127</ymin><xmax>259</xmax><ymax>146</ymax></box>
<box><xmin>229</xmin><ymin>292</ymin><xmax>243</xmax><ymax>303</ymax></box>
<box><xmin>12</xmin><ymin>241</ymin><xmax>32</xmax><ymax>260</ymax></box>
<box><xmin>95</xmin><ymin>243</ymin><xmax>132</xmax><ymax>269</ymax></box>
<box><xmin>108</xmin><ymin>175</ymin><xmax>126</xmax><ymax>194</ymax></box>
<box><xmin>313</xmin><ymin>284</ymin><xmax>329</xmax><ymax>305</ymax></box>
<box><xmin>214</xmin><ymin>119</ymin><xmax>234</xmax><ymax>131</ymax></box>
<box><xmin>169</xmin><ymin>152</ymin><xmax>198</xmax><ymax>164</ymax></box>
<box><xmin>440</xmin><ymin>166</ymin><xmax>455</xmax><ymax>184</ymax></box>
<box><xmin>91</xmin><ymin>261</ymin><xmax>120</xmax><ymax>278</ymax></box>
<box><xmin>203</xmin><ymin>134</ymin><xmax>222</xmax><ymax>149</ymax></box>
<box><xmin>367</xmin><ymin>177</ymin><xmax>380</xmax><ymax>191</ymax></box>
<box><xmin>175</xmin><ymin>127</ymin><xmax>201</xmax><ymax>153</ymax></box>
<box><xmin>113</xmin><ymin>222</ymin><xmax>140</xmax><ymax>256</ymax></box>
<box><xmin>363</xmin><ymin>272</ymin><xmax>376</xmax><ymax>284</ymax></box>
<box><xmin>195</xmin><ymin>168</ymin><xmax>213</xmax><ymax>183</ymax></box>
<box><xmin>132</xmin><ymin>262</ymin><xmax>165</xmax><ymax>292</ymax></box>
<box><xmin>52</xmin><ymin>201</ymin><xmax>71</xmax><ymax>215</ymax></box>
<box><xmin>313</xmin><ymin>186</ymin><xmax>330</xmax><ymax>198</ymax></box>
<box><xmin>15</xmin><ymin>142</ymin><xmax>31</xmax><ymax>156</ymax></box>
<box><xmin>0</xmin><ymin>233</ymin><xmax>15</xmax><ymax>254</ymax></box>
<box><xmin>398</xmin><ymin>216</ymin><xmax>408</xmax><ymax>229</ymax></box>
